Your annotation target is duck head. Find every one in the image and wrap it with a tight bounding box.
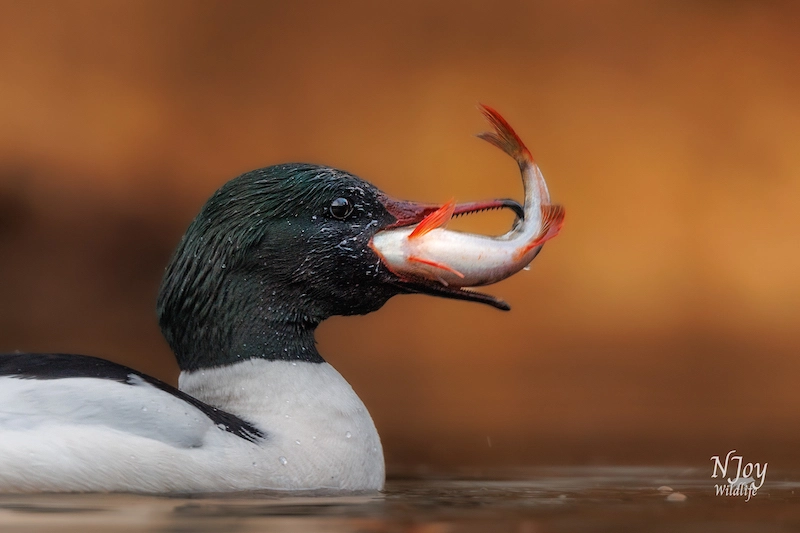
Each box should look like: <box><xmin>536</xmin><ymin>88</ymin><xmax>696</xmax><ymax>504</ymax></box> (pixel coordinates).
<box><xmin>157</xmin><ymin>164</ymin><xmax>518</xmax><ymax>371</ymax></box>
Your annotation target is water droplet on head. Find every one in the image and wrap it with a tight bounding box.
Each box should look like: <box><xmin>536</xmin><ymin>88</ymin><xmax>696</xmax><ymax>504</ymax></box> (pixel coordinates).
<box><xmin>345</xmin><ymin>431</ymin><xmax>352</xmax><ymax>439</ymax></box>
<box><xmin>141</xmin><ymin>407</ymin><xmax>147</xmax><ymax>412</ymax></box>
<box><xmin>295</xmin><ymin>440</ymin><xmax>301</xmax><ymax>445</ymax></box>
<box><xmin>279</xmin><ymin>456</ymin><xmax>288</xmax><ymax>465</ymax></box>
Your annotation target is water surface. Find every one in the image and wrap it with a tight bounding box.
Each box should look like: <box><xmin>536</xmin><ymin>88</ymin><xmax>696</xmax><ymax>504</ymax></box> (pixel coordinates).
<box><xmin>0</xmin><ymin>467</ymin><xmax>796</xmax><ymax>532</ymax></box>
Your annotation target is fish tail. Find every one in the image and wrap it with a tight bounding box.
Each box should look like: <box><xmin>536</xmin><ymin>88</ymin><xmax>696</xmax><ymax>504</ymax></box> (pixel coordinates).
<box><xmin>476</xmin><ymin>104</ymin><xmax>533</xmax><ymax>167</ymax></box>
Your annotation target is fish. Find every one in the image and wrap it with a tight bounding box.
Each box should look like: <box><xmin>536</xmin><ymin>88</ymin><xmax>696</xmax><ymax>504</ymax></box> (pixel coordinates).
<box><xmin>370</xmin><ymin>104</ymin><xmax>565</xmax><ymax>309</ymax></box>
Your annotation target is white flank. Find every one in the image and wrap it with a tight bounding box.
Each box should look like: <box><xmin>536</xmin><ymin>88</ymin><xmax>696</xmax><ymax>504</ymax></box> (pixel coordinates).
<box><xmin>0</xmin><ymin>360</ymin><xmax>384</xmax><ymax>493</ymax></box>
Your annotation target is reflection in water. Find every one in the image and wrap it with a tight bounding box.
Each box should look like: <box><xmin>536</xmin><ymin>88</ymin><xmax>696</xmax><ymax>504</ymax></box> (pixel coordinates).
<box><xmin>0</xmin><ymin>467</ymin><xmax>798</xmax><ymax>532</ymax></box>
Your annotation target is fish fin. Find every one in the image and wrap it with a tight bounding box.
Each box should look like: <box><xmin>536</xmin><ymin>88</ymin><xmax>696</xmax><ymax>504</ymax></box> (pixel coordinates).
<box><xmin>515</xmin><ymin>204</ymin><xmax>565</xmax><ymax>260</ymax></box>
<box><xmin>408</xmin><ymin>255</ymin><xmax>466</xmax><ymax>279</ymax></box>
<box><xmin>409</xmin><ymin>199</ymin><xmax>455</xmax><ymax>239</ymax></box>
<box><xmin>476</xmin><ymin>104</ymin><xmax>533</xmax><ymax>166</ymax></box>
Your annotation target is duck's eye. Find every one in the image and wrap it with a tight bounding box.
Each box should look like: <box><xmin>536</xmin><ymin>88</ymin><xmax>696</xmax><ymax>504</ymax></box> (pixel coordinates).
<box><xmin>329</xmin><ymin>197</ymin><xmax>354</xmax><ymax>220</ymax></box>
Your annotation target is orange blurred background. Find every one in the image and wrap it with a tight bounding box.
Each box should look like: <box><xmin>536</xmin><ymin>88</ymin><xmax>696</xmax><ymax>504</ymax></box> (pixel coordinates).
<box><xmin>1</xmin><ymin>1</ymin><xmax>798</xmax><ymax>473</ymax></box>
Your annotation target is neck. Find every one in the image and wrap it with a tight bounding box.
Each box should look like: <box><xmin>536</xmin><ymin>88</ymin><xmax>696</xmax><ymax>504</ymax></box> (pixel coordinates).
<box><xmin>159</xmin><ymin>271</ymin><xmax>326</xmax><ymax>372</ymax></box>
<box><xmin>229</xmin><ymin>310</ymin><xmax>325</xmax><ymax>366</ymax></box>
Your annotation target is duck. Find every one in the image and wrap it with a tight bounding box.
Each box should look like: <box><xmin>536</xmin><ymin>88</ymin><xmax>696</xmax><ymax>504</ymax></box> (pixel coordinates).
<box><xmin>0</xmin><ymin>163</ymin><xmax>523</xmax><ymax>493</ymax></box>
<box><xmin>0</xmin><ymin>106</ymin><xmax>562</xmax><ymax>493</ymax></box>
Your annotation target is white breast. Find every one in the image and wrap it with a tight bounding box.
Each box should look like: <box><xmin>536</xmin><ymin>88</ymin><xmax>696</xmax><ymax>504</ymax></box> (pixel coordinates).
<box><xmin>179</xmin><ymin>359</ymin><xmax>385</xmax><ymax>491</ymax></box>
<box><xmin>0</xmin><ymin>360</ymin><xmax>384</xmax><ymax>493</ymax></box>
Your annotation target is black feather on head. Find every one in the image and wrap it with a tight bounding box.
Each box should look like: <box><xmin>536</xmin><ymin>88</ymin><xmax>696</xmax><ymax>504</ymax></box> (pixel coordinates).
<box><xmin>157</xmin><ymin>164</ymin><xmax>399</xmax><ymax>371</ymax></box>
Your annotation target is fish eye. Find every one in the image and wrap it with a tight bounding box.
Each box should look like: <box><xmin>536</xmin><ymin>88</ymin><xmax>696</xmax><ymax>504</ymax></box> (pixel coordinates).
<box><xmin>329</xmin><ymin>197</ymin><xmax>354</xmax><ymax>220</ymax></box>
